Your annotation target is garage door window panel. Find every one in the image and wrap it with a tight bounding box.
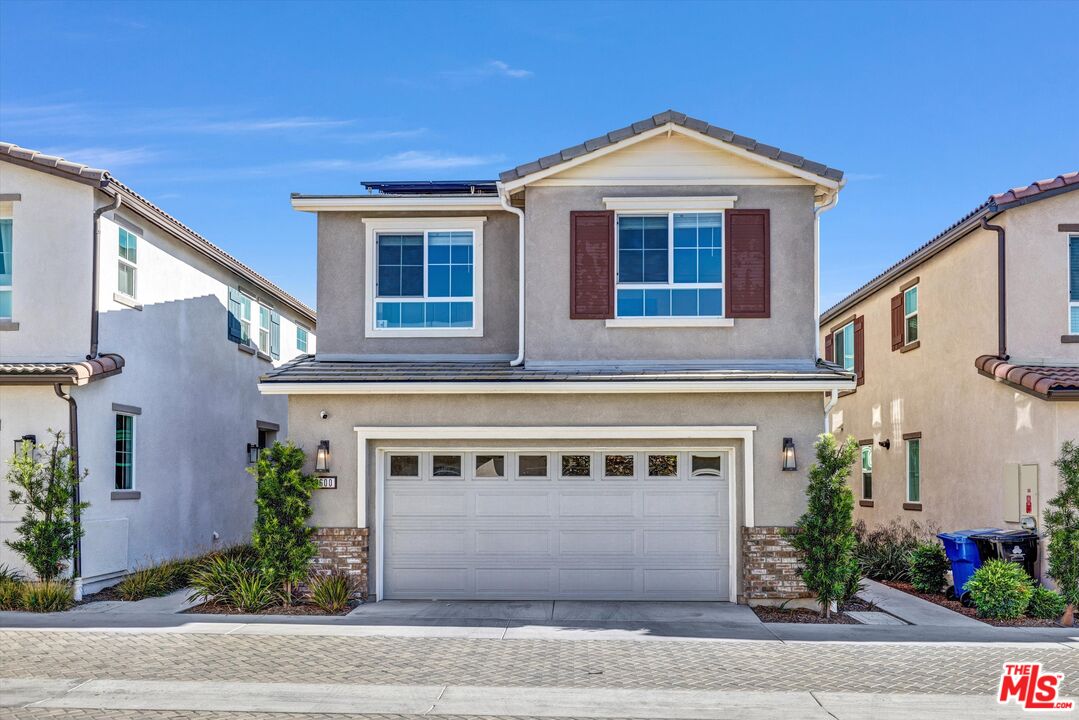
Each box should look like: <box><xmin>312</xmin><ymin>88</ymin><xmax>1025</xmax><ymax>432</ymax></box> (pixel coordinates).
<box><xmin>474</xmin><ymin>454</ymin><xmax>506</xmax><ymax>479</ymax></box>
<box><xmin>560</xmin><ymin>454</ymin><xmax>593</xmax><ymax>479</ymax></box>
<box><xmin>517</xmin><ymin>454</ymin><xmax>550</xmax><ymax>479</ymax></box>
<box><xmin>690</xmin><ymin>454</ymin><xmax>723</xmax><ymax>478</ymax></box>
<box><xmin>432</xmin><ymin>454</ymin><xmax>463</xmax><ymax>478</ymax></box>
<box><xmin>603</xmin><ymin>454</ymin><xmax>636</xmax><ymax>479</ymax></box>
<box><xmin>648</xmin><ymin>453</ymin><xmax>679</xmax><ymax>478</ymax></box>
<box><xmin>389</xmin><ymin>454</ymin><xmax>421</xmax><ymax>479</ymax></box>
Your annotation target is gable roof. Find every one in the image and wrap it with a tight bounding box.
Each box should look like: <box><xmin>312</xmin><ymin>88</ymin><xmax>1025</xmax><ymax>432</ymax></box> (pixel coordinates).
<box><xmin>820</xmin><ymin>171</ymin><xmax>1079</xmax><ymax>325</ymax></box>
<box><xmin>975</xmin><ymin>355</ymin><xmax>1079</xmax><ymax>400</ymax></box>
<box><xmin>0</xmin><ymin>141</ymin><xmax>315</xmax><ymax>324</ymax></box>
<box><xmin>498</xmin><ymin>109</ymin><xmax>844</xmax><ymax>187</ymax></box>
<box><xmin>0</xmin><ymin>353</ymin><xmax>124</xmax><ymax>386</ymax></box>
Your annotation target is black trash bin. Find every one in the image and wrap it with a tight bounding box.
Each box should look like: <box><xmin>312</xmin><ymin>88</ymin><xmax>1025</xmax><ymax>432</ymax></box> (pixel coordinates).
<box><xmin>969</xmin><ymin>530</ymin><xmax>1041</xmax><ymax>582</ymax></box>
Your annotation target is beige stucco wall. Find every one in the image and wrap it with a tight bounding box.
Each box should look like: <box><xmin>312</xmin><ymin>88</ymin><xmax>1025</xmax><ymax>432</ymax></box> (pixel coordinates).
<box><xmin>819</xmin><ymin>190</ymin><xmax>1079</xmax><ymax>543</ymax></box>
<box><xmin>315</xmin><ymin>210</ymin><xmax>519</xmax><ymax>359</ymax></box>
<box><xmin>524</xmin><ymin>184</ymin><xmax>818</xmax><ymax>362</ymax></box>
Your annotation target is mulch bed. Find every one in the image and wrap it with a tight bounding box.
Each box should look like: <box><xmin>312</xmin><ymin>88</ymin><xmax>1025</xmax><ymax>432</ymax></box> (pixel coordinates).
<box><xmin>881</xmin><ymin>580</ymin><xmax>1066</xmax><ymax>627</ymax></box>
<box><xmin>75</xmin><ymin>586</ymin><xmax>125</xmax><ymax>605</ymax></box>
<box><xmin>751</xmin><ymin>605</ymin><xmax>860</xmax><ymax>624</ymax></box>
<box><xmin>184</xmin><ymin>600</ymin><xmax>357</xmax><ymax>616</ymax></box>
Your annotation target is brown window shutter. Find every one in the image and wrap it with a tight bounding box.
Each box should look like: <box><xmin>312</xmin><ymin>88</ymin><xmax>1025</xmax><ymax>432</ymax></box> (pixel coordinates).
<box><xmin>725</xmin><ymin>209</ymin><xmax>770</xmax><ymax>318</ymax></box>
<box><xmin>569</xmin><ymin>211</ymin><xmax>615</xmax><ymax>319</ymax></box>
<box><xmin>854</xmin><ymin>314</ymin><xmax>865</xmax><ymax>386</ymax></box>
<box><xmin>890</xmin><ymin>293</ymin><xmax>904</xmax><ymax>350</ymax></box>
<box><xmin>824</xmin><ymin>330</ymin><xmax>834</xmax><ymax>363</ymax></box>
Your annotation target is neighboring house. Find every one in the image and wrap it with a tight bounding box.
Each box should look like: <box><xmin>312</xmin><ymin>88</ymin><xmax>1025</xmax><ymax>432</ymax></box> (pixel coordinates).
<box><xmin>818</xmin><ymin>173</ymin><xmax>1079</xmax><ymax>558</ymax></box>
<box><xmin>0</xmin><ymin>143</ymin><xmax>316</xmax><ymax>595</ymax></box>
<box><xmin>260</xmin><ymin>110</ymin><xmax>854</xmax><ymax>605</ymax></box>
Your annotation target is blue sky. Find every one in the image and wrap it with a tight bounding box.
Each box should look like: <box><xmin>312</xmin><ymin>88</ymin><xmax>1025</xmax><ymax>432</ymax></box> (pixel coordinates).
<box><xmin>1</xmin><ymin>0</ymin><xmax>1076</xmax><ymax>310</ymax></box>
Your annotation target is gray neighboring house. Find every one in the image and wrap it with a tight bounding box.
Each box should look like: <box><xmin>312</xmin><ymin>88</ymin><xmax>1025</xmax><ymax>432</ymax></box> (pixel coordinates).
<box><xmin>262</xmin><ymin>110</ymin><xmax>854</xmax><ymax>605</ymax></box>
<box><xmin>0</xmin><ymin>143</ymin><xmax>316</xmax><ymax>596</ymax></box>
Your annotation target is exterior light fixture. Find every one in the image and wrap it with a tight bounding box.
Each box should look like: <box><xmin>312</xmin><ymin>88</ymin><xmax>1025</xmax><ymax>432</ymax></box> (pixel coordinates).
<box><xmin>246</xmin><ymin>443</ymin><xmax>260</xmax><ymax>464</ymax></box>
<box><xmin>782</xmin><ymin>438</ymin><xmax>797</xmax><ymax>471</ymax></box>
<box><xmin>315</xmin><ymin>440</ymin><xmax>331</xmax><ymax>472</ymax></box>
<box><xmin>14</xmin><ymin>434</ymin><xmax>36</xmax><ymax>456</ymax></box>
<box><xmin>878</xmin><ymin>439</ymin><xmax>891</xmax><ymax>450</ymax></box>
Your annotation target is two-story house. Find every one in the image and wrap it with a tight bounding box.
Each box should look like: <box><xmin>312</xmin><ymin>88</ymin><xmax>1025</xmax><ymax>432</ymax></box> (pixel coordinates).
<box><xmin>818</xmin><ymin>173</ymin><xmax>1079</xmax><ymax>555</ymax></box>
<box><xmin>261</xmin><ymin>110</ymin><xmax>855</xmax><ymax>605</ymax></box>
<box><xmin>0</xmin><ymin>143</ymin><xmax>316</xmax><ymax>596</ymax></box>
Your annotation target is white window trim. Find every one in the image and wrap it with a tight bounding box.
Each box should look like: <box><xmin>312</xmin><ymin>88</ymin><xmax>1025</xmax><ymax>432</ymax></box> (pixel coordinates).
<box><xmin>601</xmin><ymin>452</ymin><xmax>638</xmax><ymax>480</ymax></box>
<box><xmin>906</xmin><ymin>438</ymin><xmax>921</xmax><ymax>503</ymax></box>
<box><xmin>1069</xmin><ymin>235</ymin><xmax>1079</xmax><ymax>334</ymax></box>
<box><xmin>115</xmin><ymin>412</ymin><xmax>136</xmax><ymax>490</ymax></box>
<box><xmin>833</xmin><ymin>321</ymin><xmax>855</xmax><ymax>372</ymax></box>
<box><xmin>117</xmin><ymin>228</ymin><xmax>138</xmax><ymax>300</ymax></box>
<box><xmin>364</xmin><ymin>217</ymin><xmax>485</xmax><ymax>338</ymax></box>
<box><xmin>558</xmin><ymin>452</ymin><xmax>595</xmax><ymax>480</ymax></box>
<box><xmin>516</xmin><ymin>452</ymin><xmax>551</xmax><ymax>479</ymax></box>
<box><xmin>0</xmin><ymin>211</ymin><xmax>12</xmax><ymax>320</ymax></box>
<box><xmin>296</xmin><ymin>326</ymin><xmax>310</xmax><ymax>353</ymax></box>
<box><xmin>612</xmin><ymin>210</ymin><xmax>726</xmax><ymax>325</ymax></box>
<box><xmin>238</xmin><ymin>292</ymin><xmax>254</xmax><ymax>346</ymax></box>
<box><xmin>903</xmin><ymin>285</ymin><xmax>918</xmax><ymax>344</ymax></box>
<box><xmin>258</xmin><ymin>305</ymin><xmax>272</xmax><ymax>354</ymax></box>
<box><xmin>861</xmin><ymin>445</ymin><xmax>873</xmax><ymax>500</ymax></box>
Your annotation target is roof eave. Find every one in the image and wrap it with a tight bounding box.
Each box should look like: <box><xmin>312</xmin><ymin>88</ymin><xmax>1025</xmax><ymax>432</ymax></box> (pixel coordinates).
<box><xmin>0</xmin><ymin>154</ymin><xmax>111</xmax><ymax>189</ymax></box>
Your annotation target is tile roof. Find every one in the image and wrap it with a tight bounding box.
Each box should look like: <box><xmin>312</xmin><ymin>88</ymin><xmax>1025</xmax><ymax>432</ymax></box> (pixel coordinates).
<box><xmin>261</xmin><ymin>356</ymin><xmax>854</xmax><ymax>386</ymax></box>
<box><xmin>498</xmin><ymin>109</ymin><xmax>844</xmax><ymax>185</ymax></box>
<box><xmin>821</xmin><ymin>171</ymin><xmax>1079</xmax><ymax>325</ymax></box>
<box><xmin>0</xmin><ymin>141</ymin><xmax>315</xmax><ymax>324</ymax></box>
<box><xmin>0</xmin><ymin>353</ymin><xmax>124</xmax><ymax>386</ymax></box>
<box><xmin>975</xmin><ymin>355</ymin><xmax>1079</xmax><ymax>400</ymax></box>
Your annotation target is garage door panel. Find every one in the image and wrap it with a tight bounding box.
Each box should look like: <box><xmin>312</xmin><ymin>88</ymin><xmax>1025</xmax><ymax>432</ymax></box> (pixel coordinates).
<box><xmin>475</xmin><ymin>529</ymin><xmax>551</xmax><ymax>554</ymax></box>
<box><xmin>559</xmin><ymin>492</ymin><xmax>635</xmax><ymax>517</ymax></box>
<box><xmin>476</xmin><ymin>568</ymin><xmax>551</xmax><ymax>594</ymax></box>
<box><xmin>388</xmin><ymin>567</ymin><xmax>468</xmax><ymax>594</ymax></box>
<box><xmin>389</xmin><ymin>491</ymin><xmax>468</xmax><ymax>517</ymax></box>
<box><xmin>474</xmin><ymin>491</ymin><xmax>551</xmax><ymax>517</ymax></box>
<box><xmin>643</xmin><ymin>568</ymin><xmax>723</xmax><ymax>595</ymax></box>
<box><xmin>559</xmin><ymin>568</ymin><xmax>636</xmax><ymax>594</ymax></box>
<box><xmin>643</xmin><ymin>490</ymin><xmax>722</xmax><ymax>517</ymax></box>
<box><xmin>390</xmin><ymin>529</ymin><xmax>468</xmax><ymax>555</ymax></box>
<box><xmin>643</xmin><ymin>529</ymin><xmax>723</xmax><ymax>555</ymax></box>
<box><xmin>559</xmin><ymin>530</ymin><xmax>636</xmax><ymax>555</ymax></box>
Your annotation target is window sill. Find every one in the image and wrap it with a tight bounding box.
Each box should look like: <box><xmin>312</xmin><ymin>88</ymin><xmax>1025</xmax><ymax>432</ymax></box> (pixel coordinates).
<box><xmin>604</xmin><ymin>318</ymin><xmax>735</xmax><ymax>329</ymax></box>
<box><xmin>256</xmin><ymin>350</ymin><xmax>273</xmax><ymax>362</ymax></box>
<box><xmin>903</xmin><ymin>502</ymin><xmax>923</xmax><ymax>511</ymax></box>
<box><xmin>0</xmin><ymin>320</ymin><xmax>19</xmax><ymax>331</ymax></box>
<box><xmin>237</xmin><ymin>342</ymin><xmax>256</xmax><ymax>355</ymax></box>
<box><xmin>1062</xmin><ymin>335</ymin><xmax>1079</xmax><ymax>344</ymax></box>
<box><xmin>365</xmin><ymin>328</ymin><xmax>483</xmax><ymax>338</ymax></box>
<box><xmin>111</xmin><ymin>490</ymin><xmax>141</xmax><ymax>501</ymax></box>
<box><xmin>859</xmin><ymin>499</ymin><xmax>874</xmax><ymax>508</ymax></box>
<box><xmin>900</xmin><ymin>340</ymin><xmax>921</xmax><ymax>353</ymax></box>
<box><xmin>113</xmin><ymin>292</ymin><xmax>143</xmax><ymax>311</ymax></box>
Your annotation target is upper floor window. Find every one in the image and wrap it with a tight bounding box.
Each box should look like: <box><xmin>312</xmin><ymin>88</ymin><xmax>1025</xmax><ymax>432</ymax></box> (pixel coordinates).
<box><xmin>614</xmin><ymin>212</ymin><xmax>723</xmax><ymax>318</ymax></box>
<box><xmin>832</xmin><ymin>320</ymin><xmax>855</xmax><ymax>372</ymax></box>
<box><xmin>117</xmin><ymin>227</ymin><xmax>138</xmax><ymax>298</ymax></box>
<box><xmin>258</xmin><ymin>306</ymin><xmax>272</xmax><ymax>354</ymax></box>
<box><xmin>296</xmin><ymin>326</ymin><xmax>309</xmax><ymax>353</ymax></box>
<box><xmin>1069</xmin><ymin>236</ymin><xmax>1079</xmax><ymax>333</ymax></box>
<box><xmin>238</xmin><ymin>292</ymin><xmax>253</xmax><ymax>344</ymax></box>
<box><xmin>0</xmin><ymin>214</ymin><xmax>11</xmax><ymax>319</ymax></box>
<box><xmin>364</xmin><ymin>218</ymin><xmax>484</xmax><ymax>338</ymax></box>
<box><xmin>904</xmin><ymin>285</ymin><xmax>919</xmax><ymax>343</ymax></box>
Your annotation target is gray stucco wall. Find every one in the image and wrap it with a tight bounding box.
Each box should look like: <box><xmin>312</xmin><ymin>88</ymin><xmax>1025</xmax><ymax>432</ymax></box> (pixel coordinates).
<box><xmin>316</xmin><ymin>210</ymin><xmax>519</xmax><ymax>358</ymax></box>
<box><xmin>523</xmin><ymin>185</ymin><xmax>818</xmax><ymax>362</ymax></box>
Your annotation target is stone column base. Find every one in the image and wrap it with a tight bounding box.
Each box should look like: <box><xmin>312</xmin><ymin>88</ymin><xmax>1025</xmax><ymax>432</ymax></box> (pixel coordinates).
<box><xmin>310</xmin><ymin>527</ymin><xmax>369</xmax><ymax>599</ymax></box>
<box><xmin>742</xmin><ymin>526</ymin><xmax>814</xmax><ymax>607</ymax></box>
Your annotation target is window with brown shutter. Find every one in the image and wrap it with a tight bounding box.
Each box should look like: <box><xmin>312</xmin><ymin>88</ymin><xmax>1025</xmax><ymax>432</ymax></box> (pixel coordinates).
<box><xmin>725</xmin><ymin>209</ymin><xmax>770</xmax><ymax>318</ymax></box>
<box><xmin>890</xmin><ymin>293</ymin><xmax>904</xmax><ymax>351</ymax></box>
<box><xmin>824</xmin><ymin>331</ymin><xmax>834</xmax><ymax>362</ymax></box>
<box><xmin>569</xmin><ymin>211</ymin><xmax>615</xmax><ymax>319</ymax></box>
<box><xmin>854</xmin><ymin>315</ymin><xmax>865</xmax><ymax>386</ymax></box>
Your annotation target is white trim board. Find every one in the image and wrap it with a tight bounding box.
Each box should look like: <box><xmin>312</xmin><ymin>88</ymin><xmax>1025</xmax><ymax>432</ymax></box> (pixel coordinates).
<box><xmin>292</xmin><ymin>196</ymin><xmax>504</xmax><ymax>212</ymax></box>
<box><xmin>261</xmin><ymin>380</ymin><xmax>854</xmax><ymax>395</ymax></box>
<box><xmin>602</xmin><ymin>196</ymin><xmax>738</xmax><ymax>211</ymax></box>
<box><xmin>360</xmin><ymin>426</ymin><xmax>753</xmax><ymax>603</ymax></box>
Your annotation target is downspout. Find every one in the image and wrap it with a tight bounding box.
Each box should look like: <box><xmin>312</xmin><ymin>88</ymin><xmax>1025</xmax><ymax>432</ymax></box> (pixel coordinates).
<box><xmin>89</xmin><ymin>194</ymin><xmax>122</xmax><ymax>360</ymax></box>
<box><xmin>980</xmin><ymin>217</ymin><xmax>1008</xmax><ymax>360</ymax></box>
<box><xmin>814</xmin><ymin>189</ymin><xmax>840</xmax><ymax>361</ymax></box>
<box><xmin>53</xmin><ymin>383</ymin><xmax>82</xmax><ymax>600</ymax></box>
<box><xmin>823</xmin><ymin>388</ymin><xmax>839</xmax><ymax>433</ymax></box>
<box><xmin>497</xmin><ymin>182</ymin><xmax>526</xmax><ymax>366</ymax></box>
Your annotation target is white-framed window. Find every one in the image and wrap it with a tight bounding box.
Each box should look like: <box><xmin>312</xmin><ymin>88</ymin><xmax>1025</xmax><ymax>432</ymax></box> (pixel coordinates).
<box><xmin>647</xmin><ymin>453</ymin><xmax>679</xmax><ymax>478</ymax></box>
<box><xmin>431</xmin><ymin>453</ymin><xmax>464</xmax><ymax>479</ymax></box>
<box><xmin>0</xmin><ymin>210</ymin><xmax>12</xmax><ymax>319</ymax></box>
<box><xmin>860</xmin><ymin>444</ymin><xmax>873</xmax><ymax>500</ymax></box>
<box><xmin>517</xmin><ymin>454</ymin><xmax>549</xmax><ymax>478</ymax></box>
<box><xmin>602</xmin><ymin>453</ymin><xmax>636</xmax><ymax>479</ymax></box>
<box><xmin>296</xmin><ymin>326</ymin><xmax>309</xmax><ymax>353</ymax></box>
<box><xmin>114</xmin><ymin>413</ymin><xmax>136</xmax><ymax>490</ymax></box>
<box><xmin>1069</xmin><ymin>236</ymin><xmax>1079</xmax><ymax>333</ymax></box>
<box><xmin>474</xmin><ymin>454</ymin><xmax>507</xmax><ymax>479</ymax></box>
<box><xmin>613</xmin><ymin>211</ymin><xmax>724</xmax><ymax>319</ymax></box>
<box><xmin>690</xmin><ymin>453</ymin><xmax>723</xmax><ymax>477</ymax></box>
<box><xmin>832</xmin><ymin>321</ymin><xmax>855</xmax><ymax>372</ymax></box>
<box><xmin>904</xmin><ymin>285</ymin><xmax>919</xmax><ymax>344</ymax></box>
<box><xmin>258</xmin><ymin>305</ymin><xmax>272</xmax><ymax>354</ymax></box>
<box><xmin>388</xmin><ymin>453</ymin><xmax>421</xmax><ymax>479</ymax></box>
<box><xmin>364</xmin><ymin>217</ymin><xmax>485</xmax><ymax>338</ymax></box>
<box><xmin>559</xmin><ymin>453</ymin><xmax>593</xmax><ymax>479</ymax></box>
<box><xmin>117</xmin><ymin>227</ymin><xmax>138</xmax><ymax>298</ymax></box>
<box><xmin>238</xmin><ymin>293</ymin><xmax>253</xmax><ymax>344</ymax></box>
<box><xmin>906</xmin><ymin>437</ymin><xmax>921</xmax><ymax>503</ymax></box>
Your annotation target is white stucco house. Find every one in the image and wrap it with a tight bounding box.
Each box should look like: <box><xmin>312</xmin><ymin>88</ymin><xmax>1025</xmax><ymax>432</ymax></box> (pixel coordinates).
<box><xmin>0</xmin><ymin>142</ymin><xmax>316</xmax><ymax>596</ymax></box>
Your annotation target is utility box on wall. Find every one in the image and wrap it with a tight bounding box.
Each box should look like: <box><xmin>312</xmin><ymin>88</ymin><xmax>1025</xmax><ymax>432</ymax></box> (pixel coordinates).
<box><xmin>1003</xmin><ymin>463</ymin><xmax>1039</xmax><ymax>524</ymax></box>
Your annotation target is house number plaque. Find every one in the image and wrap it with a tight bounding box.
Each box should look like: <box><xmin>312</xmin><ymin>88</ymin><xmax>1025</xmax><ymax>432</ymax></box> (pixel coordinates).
<box><xmin>316</xmin><ymin>476</ymin><xmax>337</xmax><ymax>489</ymax></box>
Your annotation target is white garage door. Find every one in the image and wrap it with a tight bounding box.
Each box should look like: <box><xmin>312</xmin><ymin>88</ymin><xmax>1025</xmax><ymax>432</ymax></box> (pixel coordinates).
<box><xmin>382</xmin><ymin>448</ymin><xmax>731</xmax><ymax>601</ymax></box>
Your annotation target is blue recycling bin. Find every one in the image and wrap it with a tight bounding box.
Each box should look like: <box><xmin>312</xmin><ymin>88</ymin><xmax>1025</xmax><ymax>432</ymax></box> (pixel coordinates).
<box><xmin>937</xmin><ymin>529</ymin><xmax>1002</xmax><ymax>601</ymax></box>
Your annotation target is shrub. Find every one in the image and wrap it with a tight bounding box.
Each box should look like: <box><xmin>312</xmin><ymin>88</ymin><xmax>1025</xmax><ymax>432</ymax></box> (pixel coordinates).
<box><xmin>116</xmin><ymin>563</ymin><xmax>184</xmax><ymax>601</ymax></box>
<box><xmin>788</xmin><ymin>434</ymin><xmax>859</xmax><ymax>618</ymax></box>
<box><xmin>4</xmin><ymin>431</ymin><xmax>89</xmax><ymax>581</ymax></box>
<box><xmin>1046</xmin><ymin>441</ymin><xmax>1079</xmax><ymax>626</ymax></box>
<box><xmin>0</xmin><ymin>578</ymin><xmax>24</xmax><ymax>610</ymax></box>
<box><xmin>1028</xmin><ymin>586</ymin><xmax>1067</xmax><ymax>620</ymax></box>
<box><xmin>854</xmin><ymin>519</ymin><xmax>933</xmax><ymax>582</ymax></box>
<box><xmin>309</xmin><ymin>573</ymin><xmax>353</xmax><ymax>613</ymax></box>
<box><xmin>20</xmin><ymin>581</ymin><xmax>75</xmax><ymax>613</ymax></box>
<box><xmin>251</xmin><ymin>443</ymin><xmax>319</xmax><ymax>603</ymax></box>
<box><xmin>839</xmin><ymin>561</ymin><xmax>864</xmax><ymax>606</ymax></box>
<box><xmin>187</xmin><ymin>554</ymin><xmax>253</xmax><ymax>604</ymax></box>
<box><xmin>227</xmin><ymin>571</ymin><xmax>279</xmax><ymax>613</ymax></box>
<box><xmin>908</xmin><ymin>542</ymin><xmax>950</xmax><ymax>594</ymax></box>
<box><xmin>966</xmin><ymin>560</ymin><xmax>1034</xmax><ymax>619</ymax></box>
<box><xmin>0</xmin><ymin>564</ymin><xmax>23</xmax><ymax>582</ymax></box>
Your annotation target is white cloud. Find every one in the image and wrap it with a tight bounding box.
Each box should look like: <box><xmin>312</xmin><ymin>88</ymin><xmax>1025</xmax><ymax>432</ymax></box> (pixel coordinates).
<box><xmin>43</xmin><ymin>146</ymin><xmax>161</xmax><ymax>168</ymax></box>
<box><xmin>440</xmin><ymin>60</ymin><xmax>533</xmax><ymax>82</ymax></box>
<box><xmin>355</xmin><ymin>150</ymin><xmax>505</xmax><ymax>171</ymax></box>
<box><xmin>488</xmin><ymin>60</ymin><xmax>533</xmax><ymax>79</ymax></box>
<box><xmin>183</xmin><ymin>116</ymin><xmax>356</xmax><ymax>133</ymax></box>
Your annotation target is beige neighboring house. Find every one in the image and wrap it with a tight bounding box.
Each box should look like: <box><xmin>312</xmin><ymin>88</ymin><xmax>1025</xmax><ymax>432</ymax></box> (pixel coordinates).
<box><xmin>819</xmin><ymin>172</ymin><xmax>1079</xmax><ymax>560</ymax></box>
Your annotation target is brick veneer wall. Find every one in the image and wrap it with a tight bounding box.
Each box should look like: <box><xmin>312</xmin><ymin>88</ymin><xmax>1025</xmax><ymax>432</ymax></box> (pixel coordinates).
<box><xmin>310</xmin><ymin>527</ymin><xmax>369</xmax><ymax>599</ymax></box>
<box><xmin>742</xmin><ymin>526</ymin><xmax>813</xmax><ymax>605</ymax></box>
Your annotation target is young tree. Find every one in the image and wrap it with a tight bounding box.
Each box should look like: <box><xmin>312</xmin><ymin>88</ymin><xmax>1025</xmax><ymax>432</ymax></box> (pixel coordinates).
<box><xmin>788</xmin><ymin>433</ymin><xmax>860</xmax><ymax>618</ymax></box>
<box><xmin>250</xmin><ymin>442</ymin><xmax>319</xmax><ymax>603</ymax></box>
<box><xmin>5</xmin><ymin>431</ymin><xmax>88</xmax><ymax>582</ymax></box>
<box><xmin>1046</xmin><ymin>441</ymin><xmax>1079</xmax><ymax>626</ymax></box>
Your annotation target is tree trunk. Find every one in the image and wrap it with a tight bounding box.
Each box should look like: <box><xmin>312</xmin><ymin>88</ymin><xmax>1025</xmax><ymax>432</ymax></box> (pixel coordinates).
<box><xmin>1063</xmin><ymin>603</ymin><xmax>1075</xmax><ymax>627</ymax></box>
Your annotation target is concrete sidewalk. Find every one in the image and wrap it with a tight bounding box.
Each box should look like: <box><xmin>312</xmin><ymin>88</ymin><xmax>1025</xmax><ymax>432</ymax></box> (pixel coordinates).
<box><xmin>859</xmin><ymin>579</ymin><xmax>985</xmax><ymax>627</ymax></box>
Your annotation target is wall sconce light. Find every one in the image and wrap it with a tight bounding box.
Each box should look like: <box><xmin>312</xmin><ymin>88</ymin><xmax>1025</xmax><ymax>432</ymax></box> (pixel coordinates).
<box><xmin>14</xmin><ymin>434</ymin><xmax>36</xmax><ymax>456</ymax></box>
<box><xmin>878</xmin><ymin>439</ymin><xmax>891</xmax><ymax>450</ymax></box>
<box><xmin>315</xmin><ymin>440</ymin><xmax>331</xmax><ymax>472</ymax></box>
<box><xmin>246</xmin><ymin>443</ymin><xmax>260</xmax><ymax>464</ymax></box>
<box><xmin>782</xmin><ymin>437</ymin><xmax>797</xmax><ymax>471</ymax></box>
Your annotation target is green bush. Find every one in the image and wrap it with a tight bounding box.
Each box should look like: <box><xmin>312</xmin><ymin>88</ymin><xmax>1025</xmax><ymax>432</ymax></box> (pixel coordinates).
<box><xmin>1046</xmin><ymin>442</ymin><xmax>1079</xmax><ymax>625</ymax></box>
<box><xmin>854</xmin><ymin>519</ymin><xmax>933</xmax><ymax>582</ymax></box>
<box><xmin>20</xmin><ymin>581</ymin><xmax>74</xmax><ymax>613</ymax></box>
<box><xmin>227</xmin><ymin>571</ymin><xmax>279</xmax><ymax>613</ymax></box>
<box><xmin>0</xmin><ymin>578</ymin><xmax>23</xmax><ymax>610</ymax></box>
<box><xmin>966</xmin><ymin>560</ymin><xmax>1035</xmax><ymax>619</ymax></box>
<box><xmin>839</xmin><ymin>561</ymin><xmax>864</xmax><ymax>606</ymax></box>
<box><xmin>1028</xmin><ymin>586</ymin><xmax>1067</xmax><ymax>620</ymax></box>
<box><xmin>908</xmin><ymin>542</ymin><xmax>950</xmax><ymax>594</ymax></box>
<box><xmin>187</xmin><ymin>554</ymin><xmax>254</xmax><ymax>604</ymax></box>
<box><xmin>309</xmin><ymin>573</ymin><xmax>353</xmax><ymax>613</ymax></box>
<box><xmin>0</xmin><ymin>564</ymin><xmax>24</xmax><ymax>582</ymax></box>
<box><xmin>116</xmin><ymin>562</ymin><xmax>184</xmax><ymax>600</ymax></box>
